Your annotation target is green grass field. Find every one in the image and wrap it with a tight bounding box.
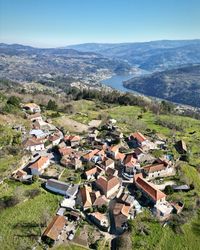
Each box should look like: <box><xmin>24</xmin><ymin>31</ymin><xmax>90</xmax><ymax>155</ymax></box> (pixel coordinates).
<box><xmin>54</xmin><ymin>244</ymin><xmax>89</xmax><ymax>250</ymax></box>
<box><xmin>0</xmin><ymin>180</ymin><xmax>61</xmax><ymax>250</ymax></box>
<box><xmin>130</xmin><ymin>209</ymin><xmax>200</xmax><ymax>250</ymax></box>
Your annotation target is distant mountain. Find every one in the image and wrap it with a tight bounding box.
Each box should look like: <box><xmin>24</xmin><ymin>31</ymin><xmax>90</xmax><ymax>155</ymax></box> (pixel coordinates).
<box><xmin>66</xmin><ymin>40</ymin><xmax>200</xmax><ymax>71</ymax></box>
<box><xmin>0</xmin><ymin>43</ymin><xmax>131</xmax><ymax>83</ymax></box>
<box><xmin>123</xmin><ymin>64</ymin><xmax>200</xmax><ymax>107</ymax></box>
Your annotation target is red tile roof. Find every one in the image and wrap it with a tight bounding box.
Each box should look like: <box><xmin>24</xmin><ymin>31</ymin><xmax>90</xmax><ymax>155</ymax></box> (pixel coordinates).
<box><xmin>134</xmin><ymin>174</ymin><xmax>166</xmax><ymax>202</ymax></box>
<box><xmin>23</xmin><ymin>138</ymin><xmax>44</xmax><ymax>147</ymax></box>
<box><xmin>59</xmin><ymin>147</ymin><xmax>74</xmax><ymax>156</ymax></box>
<box><xmin>115</xmin><ymin>152</ymin><xmax>125</xmax><ymax>161</ymax></box>
<box><xmin>93</xmin><ymin>195</ymin><xmax>108</xmax><ymax>207</ymax></box>
<box><xmin>29</xmin><ymin>156</ymin><xmax>49</xmax><ymax>170</ymax></box>
<box><xmin>49</xmin><ymin>134</ymin><xmax>60</xmax><ymax>142</ymax></box>
<box><xmin>109</xmin><ymin>145</ymin><xmax>119</xmax><ymax>153</ymax></box>
<box><xmin>143</xmin><ymin>163</ymin><xmax>167</xmax><ymax>173</ymax></box>
<box><xmin>113</xmin><ymin>203</ymin><xmax>131</xmax><ymax>217</ymax></box>
<box><xmin>132</xmin><ymin>132</ymin><xmax>146</xmax><ymax>143</ymax></box>
<box><xmin>85</xmin><ymin>166</ymin><xmax>103</xmax><ymax>177</ymax></box>
<box><xmin>95</xmin><ymin>176</ymin><xmax>120</xmax><ymax>193</ymax></box>
<box><xmin>101</xmin><ymin>157</ymin><xmax>114</xmax><ymax>168</ymax></box>
<box><xmin>83</xmin><ymin>149</ymin><xmax>99</xmax><ymax>160</ymax></box>
<box><xmin>79</xmin><ymin>185</ymin><xmax>92</xmax><ymax>209</ymax></box>
<box><xmin>43</xmin><ymin>215</ymin><xmax>66</xmax><ymax>241</ymax></box>
<box><xmin>123</xmin><ymin>154</ymin><xmax>137</xmax><ymax>167</ymax></box>
<box><xmin>64</xmin><ymin>135</ymin><xmax>80</xmax><ymax>142</ymax></box>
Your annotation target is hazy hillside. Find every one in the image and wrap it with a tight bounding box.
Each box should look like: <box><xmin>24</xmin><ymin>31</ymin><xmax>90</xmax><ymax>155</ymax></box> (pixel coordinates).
<box><xmin>124</xmin><ymin>64</ymin><xmax>200</xmax><ymax>107</ymax></box>
<box><xmin>0</xmin><ymin>43</ymin><xmax>131</xmax><ymax>82</ymax></box>
<box><xmin>67</xmin><ymin>40</ymin><xmax>200</xmax><ymax>71</ymax></box>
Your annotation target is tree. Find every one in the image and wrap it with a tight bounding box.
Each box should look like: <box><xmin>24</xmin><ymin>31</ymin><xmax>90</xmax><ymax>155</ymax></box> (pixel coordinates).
<box><xmin>47</xmin><ymin>99</ymin><xmax>57</xmax><ymax>111</ymax></box>
<box><xmin>7</xmin><ymin>96</ymin><xmax>21</xmax><ymax>107</ymax></box>
<box><xmin>12</xmin><ymin>132</ymin><xmax>22</xmax><ymax>145</ymax></box>
<box><xmin>135</xmin><ymin>190</ymin><xmax>142</xmax><ymax>200</ymax></box>
<box><xmin>164</xmin><ymin>185</ymin><xmax>174</xmax><ymax>195</ymax></box>
<box><xmin>98</xmin><ymin>204</ymin><xmax>108</xmax><ymax>213</ymax></box>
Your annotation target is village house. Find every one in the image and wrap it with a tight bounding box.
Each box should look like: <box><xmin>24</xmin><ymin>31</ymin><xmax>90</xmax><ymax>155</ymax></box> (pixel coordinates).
<box><xmin>119</xmin><ymin>193</ymin><xmax>135</xmax><ymax>208</ymax></box>
<box><xmin>49</xmin><ymin>133</ymin><xmax>62</xmax><ymax>146</ymax></box>
<box><xmin>105</xmin><ymin>167</ymin><xmax>118</xmax><ymax>177</ymax></box>
<box><xmin>88</xmin><ymin>128</ymin><xmax>99</xmax><ymax>142</ymax></box>
<box><xmin>171</xmin><ymin>201</ymin><xmax>184</xmax><ymax>214</ymax></box>
<box><xmin>99</xmin><ymin>157</ymin><xmax>115</xmax><ymax>170</ymax></box>
<box><xmin>82</xmin><ymin>149</ymin><xmax>100</xmax><ymax>162</ymax></box>
<box><xmin>122</xmin><ymin>154</ymin><xmax>140</xmax><ymax>179</ymax></box>
<box><xmin>93</xmin><ymin>194</ymin><xmax>109</xmax><ymax>208</ymax></box>
<box><xmin>129</xmin><ymin>132</ymin><xmax>149</xmax><ymax>148</ymax></box>
<box><xmin>30</xmin><ymin>129</ymin><xmax>49</xmax><ymax>139</ymax></box>
<box><xmin>106</xmin><ymin>145</ymin><xmax>119</xmax><ymax>159</ymax></box>
<box><xmin>64</xmin><ymin>135</ymin><xmax>81</xmax><ymax>147</ymax></box>
<box><xmin>46</xmin><ymin>179</ymin><xmax>79</xmax><ymax>197</ymax></box>
<box><xmin>91</xmin><ymin>149</ymin><xmax>106</xmax><ymax>163</ymax></box>
<box><xmin>60</xmin><ymin>151</ymin><xmax>82</xmax><ymax>170</ymax></box>
<box><xmin>153</xmin><ymin>202</ymin><xmax>173</xmax><ymax>220</ymax></box>
<box><xmin>115</xmin><ymin>152</ymin><xmax>126</xmax><ymax>162</ymax></box>
<box><xmin>42</xmin><ymin>215</ymin><xmax>66</xmax><ymax>244</ymax></box>
<box><xmin>95</xmin><ymin>176</ymin><xmax>120</xmax><ymax>198</ymax></box>
<box><xmin>29</xmin><ymin>156</ymin><xmax>50</xmax><ymax>175</ymax></box>
<box><xmin>143</xmin><ymin>159</ymin><xmax>174</xmax><ymax>180</ymax></box>
<box><xmin>27</xmin><ymin>113</ymin><xmax>43</xmax><ymax>122</ymax></box>
<box><xmin>67</xmin><ymin>211</ymin><xmax>80</xmax><ymax>222</ymax></box>
<box><xmin>76</xmin><ymin>185</ymin><xmax>93</xmax><ymax>210</ymax></box>
<box><xmin>70</xmin><ymin>157</ymin><xmax>82</xmax><ymax>170</ymax></box>
<box><xmin>23</xmin><ymin>103</ymin><xmax>41</xmax><ymax>113</ymax></box>
<box><xmin>23</xmin><ymin>138</ymin><xmax>45</xmax><ymax>152</ymax></box>
<box><xmin>12</xmin><ymin>169</ymin><xmax>28</xmax><ymax>181</ymax></box>
<box><xmin>134</xmin><ymin>174</ymin><xmax>166</xmax><ymax>205</ymax></box>
<box><xmin>113</xmin><ymin>202</ymin><xmax>131</xmax><ymax>234</ymax></box>
<box><xmin>89</xmin><ymin>212</ymin><xmax>110</xmax><ymax>231</ymax></box>
<box><xmin>32</xmin><ymin>119</ymin><xmax>56</xmax><ymax>131</ymax></box>
<box><xmin>133</xmin><ymin>147</ymin><xmax>145</xmax><ymax>161</ymax></box>
<box><xmin>59</xmin><ymin>147</ymin><xmax>74</xmax><ymax>157</ymax></box>
<box><xmin>85</xmin><ymin>166</ymin><xmax>104</xmax><ymax>180</ymax></box>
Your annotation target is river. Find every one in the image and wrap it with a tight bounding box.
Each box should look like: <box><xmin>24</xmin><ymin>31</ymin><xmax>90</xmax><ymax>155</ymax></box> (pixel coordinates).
<box><xmin>101</xmin><ymin>75</ymin><xmax>133</xmax><ymax>92</ymax></box>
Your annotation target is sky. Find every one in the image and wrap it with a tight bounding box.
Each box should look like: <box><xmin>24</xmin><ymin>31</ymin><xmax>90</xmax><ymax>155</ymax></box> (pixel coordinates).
<box><xmin>0</xmin><ymin>0</ymin><xmax>200</xmax><ymax>47</ymax></box>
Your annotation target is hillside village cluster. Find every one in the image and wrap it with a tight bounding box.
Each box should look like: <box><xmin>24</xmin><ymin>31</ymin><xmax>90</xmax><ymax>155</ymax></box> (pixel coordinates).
<box><xmin>11</xmin><ymin>102</ymin><xmax>186</xmax><ymax>246</ymax></box>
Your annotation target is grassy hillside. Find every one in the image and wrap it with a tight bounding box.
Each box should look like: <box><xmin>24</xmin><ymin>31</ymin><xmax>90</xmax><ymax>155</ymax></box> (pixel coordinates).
<box><xmin>0</xmin><ymin>180</ymin><xmax>61</xmax><ymax>250</ymax></box>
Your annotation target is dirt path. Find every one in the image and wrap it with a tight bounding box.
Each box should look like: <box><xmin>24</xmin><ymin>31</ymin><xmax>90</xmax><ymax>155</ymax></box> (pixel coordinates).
<box><xmin>88</xmin><ymin>119</ymin><xmax>102</xmax><ymax>128</ymax></box>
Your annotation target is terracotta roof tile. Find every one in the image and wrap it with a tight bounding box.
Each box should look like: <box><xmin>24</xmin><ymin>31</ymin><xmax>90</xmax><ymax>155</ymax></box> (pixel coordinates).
<box><xmin>123</xmin><ymin>154</ymin><xmax>137</xmax><ymax>167</ymax></box>
<box><xmin>80</xmin><ymin>186</ymin><xmax>92</xmax><ymax>208</ymax></box>
<box><xmin>29</xmin><ymin>156</ymin><xmax>49</xmax><ymax>169</ymax></box>
<box><xmin>132</xmin><ymin>132</ymin><xmax>146</xmax><ymax>143</ymax></box>
<box><xmin>95</xmin><ymin>176</ymin><xmax>120</xmax><ymax>193</ymax></box>
<box><xmin>134</xmin><ymin>174</ymin><xmax>166</xmax><ymax>201</ymax></box>
<box><xmin>43</xmin><ymin>215</ymin><xmax>66</xmax><ymax>241</ymax></box>
<box><xmin>64</xmin><ymin>135</ymin><xmax>80</xmax><ymax>142</ymax></box>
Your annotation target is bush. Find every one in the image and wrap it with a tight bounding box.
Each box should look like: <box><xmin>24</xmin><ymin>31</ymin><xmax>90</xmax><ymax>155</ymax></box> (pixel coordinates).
<box><xmin>25</xmin><ymin>189</ymin><xmax>41</xmax><ymax>199</ymax></box>
<box><xmin>135</xmin><ymin>190</ymin><xmax>142</xmax><ymax>199</ymax></box>
<box><xmin>97</xmin><ymin>204</ymin><xmax>108</xmax><ymax>213</ymax></box>
<box><xmin>7</xmin><ymin>96</ymin><xmax>21</xmax><ymax>107</ymax></box>
<box><xmin>164</xmin><ymin>185</ymin><xmax>174</xmax><ymax>195</ymax></box>
<box><xmin>47</xmin><ymin>99</ymin><xmax>58</xmax><ymax>111</ymax></box>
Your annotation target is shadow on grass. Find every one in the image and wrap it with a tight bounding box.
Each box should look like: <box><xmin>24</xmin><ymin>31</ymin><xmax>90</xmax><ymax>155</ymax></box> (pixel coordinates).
<box><xmin>13</xmin><ymin>222</ymin><xmax>42</xmax><ymax>238</ymax></box>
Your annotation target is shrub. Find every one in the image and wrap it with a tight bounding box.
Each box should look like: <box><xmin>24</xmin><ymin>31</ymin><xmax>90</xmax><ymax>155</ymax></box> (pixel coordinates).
<box><xmin>164</xmin><ymin>185</ymin><xmax>174</xmax><ymax>195</ymax></box>
<box><xmin>7</xmin><ymin>96</ymin><xmax>21</xmax><ymax>107</ymax></box>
